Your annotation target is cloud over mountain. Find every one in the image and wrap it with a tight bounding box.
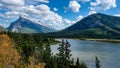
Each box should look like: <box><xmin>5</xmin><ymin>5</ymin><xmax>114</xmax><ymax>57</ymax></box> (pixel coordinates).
<box><xmin>0</xmin><ymin>0</ymin><xmax>75</xmax><ymax>30</ymax></box>
<box><xmin>90</xmin><ymin>0</ymin><xmax>116</xmax><ymax>10</ymax></box>
<box><xmin>88</xmin><ymin>0</ymin><xmax>117</xmax><ymax>15</ymax></box>
<box><xmin>69</xmin><ymin>1</ymin><xmax>81</xmax><ymax>12</ymax></box>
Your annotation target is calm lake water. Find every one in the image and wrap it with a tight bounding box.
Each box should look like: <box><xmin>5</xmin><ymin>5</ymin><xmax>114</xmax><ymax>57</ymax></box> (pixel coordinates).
<box><xmin>51</xmin><ymin>39</ymin><xmax>120</xmax><ymax>68</ymax></box>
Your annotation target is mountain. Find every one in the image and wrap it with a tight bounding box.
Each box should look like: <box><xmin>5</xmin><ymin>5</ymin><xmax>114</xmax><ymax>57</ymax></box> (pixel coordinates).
<box><xmin>63</xmin><ymin>13</ymin><xmax>120</xmax><ymax>32</ymax></box>
<box><xmin>41</xmin><ymin>13</ymin><xmax>120</xmax><ymax>39</ymax></box>
<box><xmin>61</xmin><ymin>13</ymin><xmax>120</xmax><ymax>38</ymax></box>
<box><xmin>7</xmin><ymin>16</ymin><xmax>56</xmax><ymax>33</ymax></box>
<box><xmin>0</xmin><ymin>26</ymin><xmax>6</xmax><ymax>32</ymax></box>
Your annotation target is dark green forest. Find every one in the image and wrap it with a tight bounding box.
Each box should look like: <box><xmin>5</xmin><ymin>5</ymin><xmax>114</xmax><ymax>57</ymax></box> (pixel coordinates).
<box><xmin>39</xmin><ymin>30</ymin><xmax>120</xmax><ymax>39</ymax></box>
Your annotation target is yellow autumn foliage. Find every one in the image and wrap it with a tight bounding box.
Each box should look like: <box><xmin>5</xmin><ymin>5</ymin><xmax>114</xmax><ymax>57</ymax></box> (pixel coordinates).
<box><xmin>0</xmin><ymin>34</ymin><xmax>46</xmax><ymax>68</ymax></box>
<box><xmin>0</xmin><ymin>34</ymin><xmax>20</xmax><ymax>68</ymax></box>
<box><xmin>27</xmin><ymin>56</ymin><xmax>46</xmax><ymax>68</ymax></box>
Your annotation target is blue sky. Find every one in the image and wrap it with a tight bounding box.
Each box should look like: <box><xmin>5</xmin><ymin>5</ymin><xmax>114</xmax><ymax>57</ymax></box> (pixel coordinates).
<box><xmin>0</xmin><ymin>0</ymin><xmax>120</xmax><ymax>30</ymax></box>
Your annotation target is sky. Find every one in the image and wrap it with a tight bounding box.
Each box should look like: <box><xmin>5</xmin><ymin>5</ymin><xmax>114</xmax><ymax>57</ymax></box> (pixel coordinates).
<box><xmin>0</xmin><ymin>0</ymin><xmax>120</xmax><ymax>30</ymax></box>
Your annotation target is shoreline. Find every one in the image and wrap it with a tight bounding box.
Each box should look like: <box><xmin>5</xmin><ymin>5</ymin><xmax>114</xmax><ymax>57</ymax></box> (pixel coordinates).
<box><xmin>54</xmin><ymin>38</ymin><xmax>120</xmax><ymax>44</ymax></box>
<box><xmin>80</xmin><ymin>38</ymin><xmax>120</xmax><ymax>44</ymax></box>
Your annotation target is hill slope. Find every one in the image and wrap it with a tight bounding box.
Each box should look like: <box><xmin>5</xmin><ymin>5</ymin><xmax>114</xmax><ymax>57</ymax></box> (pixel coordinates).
<box><xmin>63</xmin><ymin>13</ymin><xmax>120</xmax><ymax>33</ymax></box>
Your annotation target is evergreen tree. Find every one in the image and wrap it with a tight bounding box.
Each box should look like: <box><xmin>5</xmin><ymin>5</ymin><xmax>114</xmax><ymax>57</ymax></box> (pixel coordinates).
<box><xmin>57</xmin><ymin>39</ymin><xmax>72</xmax><ymax>68</ymax></box>
<box><xmin>51</xmin><ymin>56</ymin><xmax>58</xmax><ymax>68</ymax></box>
<box><xmin>80</xmin><ymin>61</ymin><xmax>87</xmax><ymax>68</ymax></box>
<box><xmin>95</xmin><ymin>56</ymin><xmax>101</xmax><ymax>68</ymax></box>
<box><xmin>45</xmin><ymin>40</ymin><xmax>51</xmax><ymax>61</ymax></box>
<box><xmin>64</xmin><ymin>40</ymin><xmax>71</xmax><ymax>68</ymax></box>
<box><xmin>71</xmin><ymin>58</ymin><xmax>74</xmax><ymax>66</ymax></box>
<box><xmin>57</xmin><ymin>39</ymin><xmax>65</xmax><ymax>68</ymax></box>
<box><xmin>57</xmin><ymin>39</ymin><xmax>65</xmax><ymax>62</ymax></box>
<box><xmin>76</xmin><ymin>58</ymin><xmax>80</xmax><ymax>68</ymax></box>
<box><xmin>75</xmin><ymin>58</ymin><xmax>87</xmax><ymax>68</ymax></box>
<box><xmin>44</xmin><ymin>40</ymin><xmax>52</xmax><ymax>68</ymax></box>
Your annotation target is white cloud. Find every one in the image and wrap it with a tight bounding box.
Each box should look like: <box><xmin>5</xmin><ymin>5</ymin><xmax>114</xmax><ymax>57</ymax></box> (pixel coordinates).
<box><xmin>63</xmin><ymin>19</ymin><xmax>76</xmax><ymax>28</ymax></box>
<box><xmin>4</xmin><ymin>11</ymin><xmax>21</xmax><ymax>18</ymax></box>
<box><xmin>76</xmin><ymin>15</ymin><xmax>83</xmax><ymax>21</ymax></box>
<box><xmin>88</xmin><ymin>10</ymin><xmax>97</xmax><ymax>15</ymax></box>
<box><xmin>0</xmin><ymin>0</ymin><xmax>25</xmax><ymax>6</ymax></box>
<box><xmin>0</xmin><ymin>0</ymin><xmax>76</xmax><ymax>30</ymax></box>
<box><xmin>88</xmin><ymin>0</ymin><xmax>116</xmax><ymax>15</ymax></box>
<box><xmin>0</xmin><ymin>11</ymin><xmax>28</xmax><ymax>18</ymax></box>
<box><xmin>24</xmin><ymin>0</ymin><xmax>49</xmax><ymax>5</ymax></box>
<box><xmin>69</xmin><ymin>1</ymin><xmax>81</xmax><ymax>12</ymax></box>
<box><xmin>63</xmin><ymin>19</ymin><xmax>72</xmax><ymax>24</ymax></box>
<box><xmin>36</xmin><ymin>4</ymin><xmax>50</xmax><ymax>11</ymax></box>
<box><xmin>53</xmin><ymin>8</ymin><xmax>58</xmax><ymax>11</ymax></box>
<box><xmin>90</xmin><ymin>0</ymin><xmax>117</xmax><ymax>10</ymax></box>
<box><xmin>78</xmin><ymin>0</ymin><xmax>90</xmax><ymax>2</ymax></box>
<box><xmin>0</xmin><ymin>0</ymin><xmax>25</xmax><ymax>11</ymax></box>
<box><xmin>0</xmin><ymin>8</ymin><xmax>75</xmax><ymax>30</ymax></box>
<box><xmin>64</xmin><ymin>19</ymin><xmax>75</xmax><ymax>24</ymax></box>
<box><xmin>17</xmin><ymin>4</ymin><xmax>64</xmax><ymax>30</ymax></box>
<box><xmin>35</xmin><ymin>0</ymin><xmax>49</xmax><ymax>3</ymax></box>
<box><xmin>62</xmin><ymin>15</ymin><xmax>84</xmax><ymax>28</ymax></box>
<box><xmin>114</xmin><ymin>14</ymin><xmax>120</xmax><ymax>17</ymax></box>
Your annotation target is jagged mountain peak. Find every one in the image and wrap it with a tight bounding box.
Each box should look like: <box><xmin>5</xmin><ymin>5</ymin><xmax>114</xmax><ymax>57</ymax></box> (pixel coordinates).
<box><xmin>18</xmin><ymin>16</ymin><xmax>50</xmax><ymax>27</ymax></box>
<box><xmin>7</xmin><ymin>16</ymin><xmax>56</xmax><ymax>33</ymax></box>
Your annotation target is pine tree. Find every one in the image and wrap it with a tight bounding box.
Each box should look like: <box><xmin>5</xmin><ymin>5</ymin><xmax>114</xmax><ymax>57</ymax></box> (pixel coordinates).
<box><xmin>76</xmin><ymin>58</ymin><xmax>80</xmax><ymax>68</ymax></box>
<box><xmin>80</xmin><ymin>61</ymin><xmax>87</xmax><ymax>68</ymax></box>
<box><xmin>71</xmin><ymin>58</ymin><xmax>74</xmax><ymax>66</ymax></box>
<box><xmin>64</xmin><ymin>40</ymin><xmax>71</xmax><ymax>68</ymax></box>
<box><xmin>57</xmin><ymin>39</ymin><xmax>72</xmax><ymax>68</ymax></box>
<box><xmin>75</xmin><ymin>58</ymin><xmax>87</xmax><ymax>68</ymax></box>
<box><xmin>57</xmin><ymin>40</ymin><xmax>65</xmax><ymax>62</ymax></box>
<box><xmin>44</xmin><ymin>40</ymin><xmax>52</xmax><ymax>68</ymax></box>
<box><xmin>57</xmin><ymin>39</ymin><xmax>65</xmax><ymax>68</ymax></box>
<box><xmin>95</xmin><ymin>56</ymin><xmax>101</xmax><ymax>68</ymax></box>
<box><xmin>51</xmin><ymin>56</ymin><xmax>58</xmax><ymax>68</ymax></box>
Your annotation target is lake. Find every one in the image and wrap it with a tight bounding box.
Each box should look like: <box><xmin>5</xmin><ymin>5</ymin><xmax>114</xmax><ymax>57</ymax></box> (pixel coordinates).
<box><xmin>51</xmin><ymin>39</ymin><xmax>120</xmax><ymax>68</ymax></box>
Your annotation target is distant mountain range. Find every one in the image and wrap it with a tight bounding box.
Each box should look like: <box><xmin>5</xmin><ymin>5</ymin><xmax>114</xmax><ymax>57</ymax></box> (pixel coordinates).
<box><xmin>7</xmin><ymin>16</ymin><xmax>56</xmax><ymax>33</ymax></box>
<box><xmin>41</xmin><ymin>13</ymin><xmax>120</xmax><ymax>39</ymax></box>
